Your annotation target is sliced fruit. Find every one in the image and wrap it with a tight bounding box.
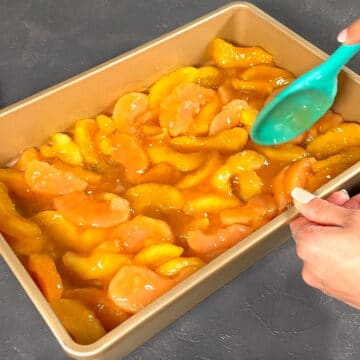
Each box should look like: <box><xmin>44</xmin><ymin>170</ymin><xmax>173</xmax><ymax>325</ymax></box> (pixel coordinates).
<box><xmin>183</xmin><ymin>194</ymin><xmax>241</xmax><ymax>215</ymax></box>
<box><xmin>52</xmin><ymin>160</ymin><xmax>102</xmax><ymax>184</ymax></box>
<box><xmin>50</xmin><ymin>299</ymin><xmax>105</xmax><ymax>345</ymax></box>
<box><xmin>74</xmin><ymin>119</ymin><xmax>100</xmax><ymax>165</ymax></box>
<box><xmin>155</xmin><ymin>257</ymin><xmax>205</xmax><ymax>277</ymax></box>
<box><xmin>197</xmin><ymin>66</ymin><xmax>225</xmax><ymax>88</ymax></box>
<box><xmin>210</xmin><ymin>39</ymin><xmax>273</xmax><ymax>68</ymax></box>
<box><xmin>305</xmin><ymin>110</ymin><xmax>343</xmax><ymax>143</ymax></box>
<box><xmin>28</xmin><ymin>254</ymin><xmax>63</xmax><ymax>301</ymax></box>
<box><xmin>111</xmin><ymin>133</ymin><xmax>150</xmax><ymax>179</ymax></box>
<box><xmin>148</xmin><ymin>145</ymin><xmax>206</xmax><ymax>172</ymax></box>
<box><xmin>254</xmin><ymin>143</ymin><xmax>308</xmax><ymax>163</ymax></box>
<box><xmin>112</xmin><ymin>92</ymin><xmax>149</xmax><ymax>130</ymax></box>
<box><xmin>148</xmin><ymin>66</ymin><xmax>200</xmax><ymax>109</ymax></box>
<box><xmin>24</xmin><ymin>160</ymin><xmax>87</xmax><ymax>195</ymax></box>
<box><xmin>0</xmin><ymin>182</ymin><xmax>42</xmax><ymax>239</ymax></box>
<box><xmin>133</xmin><ymin>242</ymin><xmax>184</xmax><ymax>269</ymax></box>
<box><xmin>62</xmin><ymin>251</ymin><xmax>131</xmax><ymax>280</ymax></box>
<box><xmin>0</xmin><ymin>168</ymin><xmax>30</xmax><ymax>197</ymax></box>
<box><xmin>14</xmin><ymin>147</ymin><xmax>41</xmax><ymax>171</ymax></box>
<box><xmin>240</xmin><ymin>65</ymin><xmax>294</xmax><ymax>88</ymax></box>
<box><xmin>159</xmin><ymin>83</ymin><xmax>217</xmax><ymax>137</ymax></box>
<box><xmin>96</xmin><ymin>114</ymin><xmax>115</xmax><ymax>136</ymax></box>
<box><xmin>272</xmin><ymin>157</ymin><xmax>315</xmax><ymax>212</ymax></box>
<box><xmin>234</xmin><ymin>171</ymin><xmax>264</xmax><ymax>202</ymax></box>
<box><xmin>170</xmin><ymin>127</ymin><xmax>248</xmax><ymax>153</ymax></box>
<box><xmin>108</xmin><ymin>265</ymin><xmax>175</xmax><ymax>313</ymax></box>
<box><xmin>132</xmin><ymin>163</ymin><xmax>182</xmax><ymax>185</ymax></box>
<box><xmin>64</xmin><ymin>288</ymin><xmax>129</xmax><ymax>332</ymax></box>
<box><xmin>53</xmin><ymin>192</ymin><xmax>130</xmax><ymax>228</ymax></box>
<box><xmin>231</xmin><ymin>79</ymin><xmax>273</xmax><ymax>95</ymax></box>
<box><xmin>186</xmin><ymin>224</ymin><xmax>252</xmax><ymax>255</ymax></box>
<box><xmin>211</xmin><ymin>150</ymin><xmax>266</xmax><ymax>195</ymax></box>
<box><xmin>31</xmin><ymin>211</ymin><xmax>79</xmax><ymax>251</ymax></box>
<box><xmin>220</xmin><ymin>194</ymin><xmax>277</xmax><ymax>228</ymax></box>
<box><xmin>188</xmin><ymin>99</ymin><xmax>222</xmax><ymax>136</ymax></box>
<box><xmin>311</xmin><ymin>148</ymin><xmax>360</xmax><ymax>173</ymax></box>
<box><xmin>306</xmin><ymin>123</ymin><xmax>360</xmax><ymax>159</ymax></box>
<box><xmin>125</xmin><ymin>184</ymin><xmax>184</xmax><ymax>213</ymax></box>
<box><xmin>40</xmin><ymin>133</ymin><xmax>83</xmax><ymax>166</ymax></box>
<box><xmin>109</xmin><ymin>215</ymin><xmax>174</xmax><ymax>254</ymax></box>
<box><xmin>176</xmin><ymin>152</ymin><xmax>221</xmax><ymax>189</ymax></box>
<box><xmin>209</xmin><ymin>99</ymin><xmax>248</xmax><ymax>135</ymax></box>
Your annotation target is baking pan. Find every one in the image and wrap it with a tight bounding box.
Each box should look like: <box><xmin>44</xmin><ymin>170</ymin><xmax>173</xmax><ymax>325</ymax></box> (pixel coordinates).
<box><xmin>0</xmin><ymin>2</ymin><xmax>359</xmax><ymax>359</ymax></box>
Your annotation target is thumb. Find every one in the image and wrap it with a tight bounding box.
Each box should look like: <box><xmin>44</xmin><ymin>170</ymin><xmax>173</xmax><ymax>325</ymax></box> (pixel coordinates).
<box><xmin>291</xmin><ymin>187</ymin><xmax>350</xmax><ymax>226</ymax></box>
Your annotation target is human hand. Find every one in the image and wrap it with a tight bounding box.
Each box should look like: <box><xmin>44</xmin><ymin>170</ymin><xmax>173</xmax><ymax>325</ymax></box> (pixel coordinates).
<box><xmin>338</xmin><ymin>18</ymin><xmax>360</xmax><ymax>45</ymax></box>
<box><xmin>290</xmin><ymin>187</ymin><xmax>360</xmax><ymax>309</ymax></box>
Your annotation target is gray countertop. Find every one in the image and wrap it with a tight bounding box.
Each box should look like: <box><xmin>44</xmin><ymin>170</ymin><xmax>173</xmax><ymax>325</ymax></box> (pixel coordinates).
<box><xmin>0</xmin><ymin>1</ymin><xmax>359</xmax><ymax>359</ymax></box>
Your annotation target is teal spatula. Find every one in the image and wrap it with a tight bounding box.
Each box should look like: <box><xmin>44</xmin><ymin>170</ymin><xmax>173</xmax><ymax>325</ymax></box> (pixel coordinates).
<box><xmin>250</xmin><ymin>43</ymin><xmax>360</xmax><ymax>145</ymax></box>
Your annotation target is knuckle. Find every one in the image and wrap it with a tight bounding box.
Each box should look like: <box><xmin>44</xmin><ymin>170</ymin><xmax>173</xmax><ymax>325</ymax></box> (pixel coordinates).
<box><xmin>343</xmin><ymin>210</ymin><xmax>360</xmax><ymax>227</ymax></box>
<box><xmin>309</xmin><ymin>199</ymin><xmax>328</xmax><ymax>215</ymax></box>
<box><xmin>295</xmin><ymin>242</ymin><xmax>308</xmax><ymax>260</ymax></box>
<box><xmin>294</xmin><ymin>228</ymin><xmax>319</xmax><ymax>260</ymax></box>
<box><xmin>301</xmin><ymin>267</ymin><xmax>318</xmax><ymax>288</ymax></box>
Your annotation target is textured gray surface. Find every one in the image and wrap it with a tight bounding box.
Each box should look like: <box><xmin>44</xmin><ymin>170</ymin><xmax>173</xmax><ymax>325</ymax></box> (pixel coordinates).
<box><xmin>0</xmin><ymin>1</ymin><xmax>359</xmax><ymax>359</ymax></box>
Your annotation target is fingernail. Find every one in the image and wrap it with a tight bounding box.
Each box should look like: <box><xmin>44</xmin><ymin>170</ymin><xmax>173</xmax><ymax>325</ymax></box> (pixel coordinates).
<box><xmin>337</xmin><ymin>28</ymin><xmax>348</xmax><ymax>43</ymax></box>
<box><xmin>291</xmin><ymin>187</ymin><xmax>316</xmax><ymax>204</ymax></box>
<box><xmin>340</xmin><ymin>189</ymin><xmax>348</xmax><ymax>195</ymax></box>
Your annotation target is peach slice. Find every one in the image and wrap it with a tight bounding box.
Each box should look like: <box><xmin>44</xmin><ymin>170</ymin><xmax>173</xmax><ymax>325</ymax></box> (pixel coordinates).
<box><xmin>211</xmin><ymin>150</ymin><xmax>266</xmax><ymax>195</ymax></box>
<box><xmin>183</xmin><ymin>194</ymin><xmax>241</xmax><ymax>215</ymax></box>
<box><xmin>25</xmin><ymin>160</ymin><xmax>87</xmax><ymax>195</ymax></box>
<box><xmin>14</xmin><ymin>147</ymin><xmax>41</xmax><ymax>171</ymax></box>
<box><xmin>74</xmin><ymin>118</ymin><xmax>100</xmax><ymax>165</ymax></box>
<box><xmin>155</xmin><ymin>257</ymin><xmax>205</xmax><ymax>277</ymax></box>
<box><xmin>111</xmin><ymin>133</ymin><xmax>150</xmax><ymax>179</ymax></box>
<box><xmin>133</xmin><ymin>242</ymin><xmax>184</xmax><ymax>269</ymax></box>
<box><xmin>64</xmin><ymin>288</ymin><xmax>129</xmax><ymax>332</ymax></box>
<box><xmin>159</xmin><ymin>83</ymin><xmax>217</xmax><ymax>137</ymax></box>
<box><xmin>50</xmin><ymin>299</ymin><xmax>105</xmax><ymax>345</ymax></box>
<box><xmin>112</xmin><ymin>92</ymin><xmax>149</xmax><ymax>130</ymax></box>
<box><xmin>197</xmin><ymin>66</ymin><xmax>225</xmax><ymax>89</ymax></box>
<box><xmin>233</xmin><ymin>171</ymin><xmax>264</xmax><ymax>202</ymax></box>
<box><xmin>28</xmin><ymin>254</ymin><xmax>63</xmax><ymax>301</ymax></box>
<box><xmin>210</xmin><ymin>38</ymin><xmax>273</xmax><ymax>68</ymax></box>
<box><xmin>272</xmin><ymin>157</ymin><xmax>315</xmax><ymax>212</ymax></box>
<box><xmin>125</xmin><ymin>183</ymin><xmax>184</xmax><ymax>214</ymax></box>
<box><xmin>148</xmin><ymin>66</ymin><xmax>200</xmax><ymax>109</ymax></box>
<box><xmin>108</xmin><ymin>265</ymin><xmax>175</xmax><ymax>313</ymax></box>
<box><xmin>209</xmin><ymin>99</ymin><xmax>248</xmax><ymax>135</ymax></box>
<box><xmin>170</xmin><ymin>127</ymin><xmax>248</xmax><ymax>154</ymax></box>
<box><xmin>148</xmin><ymin>145</ymin><xmax>206</xmax><ymax>172</ymax></box>
<box><xmin>186</xmin><ymin>224</ymin><xmax>252</xmax><ymax>255</ymax></box>
<box><xmin>40</xmin><ymin>133</ymin><xmax>83</xmax><ymax>166</ymax></box>
<box><xmin>306</xmin><ymin>123</ymin><xmax>360</xmax><ymax>159</ymax></box>
<box><xmin>253</xmin><ymin>143</ymin><xmax>308</xmax><ymax>163</ymax></box>
<box><xmin>53</xmin><ymin>192</ymin><xmax>130</xmax><ymax>228</ymax></box>
<box><xmin>62</xmin><ymin>251</ymin><xmax>131</xmax><ymax>280</ymax></box>
<box><xmin>176</xmin><ymin>151</ymin><xmax>221</xmax><ymax>189</ymax></box>
<box><xmin>133</xmin><ymin>163</ymin><xmax>182</xmax><ymax>185</ymax></box>
<box><xmin>240</xmin><ymin>65</ymin><xmax>294</xmax><ymax>87</ymax></box>
<box><xmin>108</xmin><ymin>215</ymin><xmax>174</xmax><ymax>254</ymax></box>
<box><xmin>0</xmin><ymin>182</ymin><xmax>42</xmax><ymax>240</ymax></box>
<box><xmin>220</xmin><ymin>194</ymin><xmax>277</xmax><ymax>228</ymax></box>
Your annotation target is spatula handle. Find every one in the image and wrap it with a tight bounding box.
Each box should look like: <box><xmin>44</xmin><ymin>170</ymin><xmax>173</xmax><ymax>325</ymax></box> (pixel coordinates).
<box><xmin>321</xmin><ymin>43</ymin><xmax>360</xmax><ymax>76</ymax></box>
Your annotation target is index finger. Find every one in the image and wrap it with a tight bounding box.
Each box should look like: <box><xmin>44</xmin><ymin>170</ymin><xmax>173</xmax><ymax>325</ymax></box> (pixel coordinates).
<box><xmin>338</xmin><ymin>18</ymin><xmax>360</xmax><ymax>45</ymax></box>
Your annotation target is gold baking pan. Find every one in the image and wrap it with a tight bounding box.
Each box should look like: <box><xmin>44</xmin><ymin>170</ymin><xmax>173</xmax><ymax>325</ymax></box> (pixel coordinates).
<box><xmin>0</xmin><ymin>2</ymin><xmax>359</xmax><ymax>359</ymax></box>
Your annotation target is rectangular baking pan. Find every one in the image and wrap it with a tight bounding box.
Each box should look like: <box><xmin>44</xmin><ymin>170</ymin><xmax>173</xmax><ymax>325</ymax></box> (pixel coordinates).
<box><xmin>0</xmin><ymin>2</ymin><xmax>359</xmax><ymax>359</ymax></box>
